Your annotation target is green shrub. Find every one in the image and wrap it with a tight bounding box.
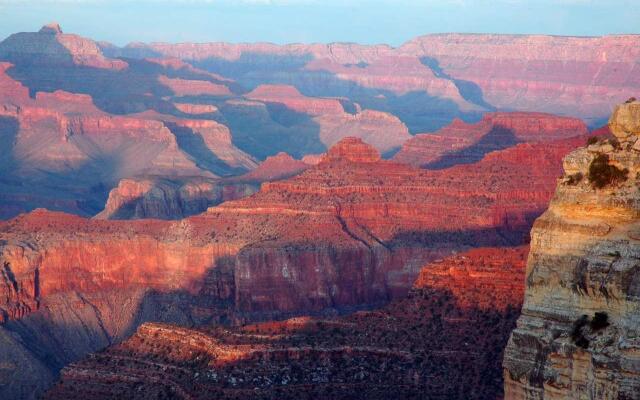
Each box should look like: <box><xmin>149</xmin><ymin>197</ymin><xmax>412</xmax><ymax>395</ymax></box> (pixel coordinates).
<box><xmin>590</xmin><ymin>312</ymin><xmax>610</xmax><ymax>331</ymax></box>
<box><xmin>588</xmin><ymin>154</ymin><xmax>628</xmax><ymax>189</ymax></box>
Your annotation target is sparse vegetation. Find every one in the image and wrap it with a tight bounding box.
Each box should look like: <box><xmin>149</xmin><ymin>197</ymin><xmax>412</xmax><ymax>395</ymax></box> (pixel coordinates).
<box><xmin>566</xmin><ymin>172</ymin><xmax>583</xmax><ymax>186</ymax></box>
<box><xmin>571</xmin><ymin>315</ymin><xmax>590</xmax><ymax>349</ymax></box>
<box><xmin>588</xmin><ymin>154</ymin><xmax>628</xmax><ymax>189</ymax></box>
<box><xmin>590</xmin><ymin>312</ymin><xmax>610</xmax><ymax>331</ymax></box>
<box><xmin>608</xmin><ymin>138</ymin><xmax>621</xmax><ymax>150</ymax></box>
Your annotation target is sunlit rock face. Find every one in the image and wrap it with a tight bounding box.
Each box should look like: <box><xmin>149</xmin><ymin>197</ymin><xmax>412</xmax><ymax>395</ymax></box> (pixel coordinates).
<box><xmin>393</xmin><ymin>112</ymin><xmax>589</xmax><ymax>168</ymax></box>
<box><xmin>0</xmin><ymin>136</ymin><xmax>567</xmax><ymax>398</ymax></box>
<box><xmin>398</xmin><ymin>34</ymin><xmax>640</xmax><ymax>125</ymax></box>
<box><xmin>110</xmin><ymin>34</ymin><xmax>640</xmax><ymax>127</ymax></box>
<box><xmin>503</xmin><ymin>100</ymin><xmax>640</xmax><ymax>399</ymax></box>
<box><xmin>43</xmin><ymin>247</ymin><xmax>527</xmax><ymax>400</ymax></box>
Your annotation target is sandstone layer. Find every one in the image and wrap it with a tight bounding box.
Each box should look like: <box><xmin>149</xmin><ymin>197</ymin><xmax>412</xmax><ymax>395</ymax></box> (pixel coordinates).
<box><xmin>503</xmin><ymin>100</ymin><xmax>640</xmax><ymax>399</ymax></box>
<box><xmin>393</xmin><ymin>112</ymin><xmax>588</xmax><ymax>168</ymax></box>
<box><xmin>0</xmin><ymin>137</ymin><xmax>557</xmax><ymax>398</ymax></box>
<box><xmin>44</xmin><ymin>246</ymin><xmax>527</xmax><ymax>400</ymax></box>
<box><xmin>106</xmin><ymin>33</ymin><xmax>640</xmax><ymax>129</ymax></box>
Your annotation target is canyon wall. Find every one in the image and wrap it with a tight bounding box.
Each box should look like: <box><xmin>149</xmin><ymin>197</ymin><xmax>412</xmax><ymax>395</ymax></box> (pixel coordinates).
<box><xmin>0</xmin><ymin>137</ymin><xmax>561</xmax><ymax>398</ymax></box>
<box><xmin>503</xmin><ymin>100</ymin><xmax>640</xmax><ymax>399</ymax></box>
<box><xmin>107</xmin><ymin>33</ymin><xmax>640</xmax><ymax>128</ymax></box>
<box><xmin>44</xmin><ymin>246</ymin><xmax>527</xmax><ymax>400</ymax></box>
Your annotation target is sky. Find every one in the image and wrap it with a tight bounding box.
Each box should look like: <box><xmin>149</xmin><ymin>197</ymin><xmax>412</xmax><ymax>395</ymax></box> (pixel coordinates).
<box><xmin>0</xmin><ymin>0</ymin><xmax>638</xmax><ymax>46</ymax></box>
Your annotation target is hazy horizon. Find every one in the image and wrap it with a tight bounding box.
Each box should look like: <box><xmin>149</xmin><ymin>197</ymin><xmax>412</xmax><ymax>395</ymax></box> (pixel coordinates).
<box><xmin>1</xmin><ymin>0</ymin><xmax>638</xmax><ymax>47</ymax></box>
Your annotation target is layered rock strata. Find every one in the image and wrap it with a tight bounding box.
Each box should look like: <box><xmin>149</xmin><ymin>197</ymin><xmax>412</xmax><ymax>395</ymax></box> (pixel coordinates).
<box><xmin>44</xmin><ymin>247</ymin><xmax>527</xmax><ymax>400</ymax></box>
<box><xmin>393</xmin><ymin>112</ymin><xmax>588</xmax><ymax>168</ymax></box>
<box><xmin>503</xmin><ymin>100</ymin><xmax>640</xmax><ymax>399</ymax></box>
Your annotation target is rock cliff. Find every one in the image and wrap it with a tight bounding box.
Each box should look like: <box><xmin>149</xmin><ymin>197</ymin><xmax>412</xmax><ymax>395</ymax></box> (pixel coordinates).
<box><xmin>0</xmin><ymin>137</ymin><xmax>559</xmax><ymax>398</ymax></box>
<box><xmin>393</xmin><ymin>112</ymin><xmax>589</xmax><ymax>168</ymax></box>
<box><xmin>108</xmin><ymin>33</ymin><xmax>640</xmax><ymax>128</ymax></box>
<box><xmin>44</xmin><ymin>246</ymin><xmax>527</xmax><ymax>400</ymax></box>
<box><xmin>0</xmin><ymin>23</ymin><xmax>127</xmax><ymax>70</ymax></box>
<box><xmin>503</xmin><ymin>100</ymin><xmax>640</xmax><ymax>399</ymax></box>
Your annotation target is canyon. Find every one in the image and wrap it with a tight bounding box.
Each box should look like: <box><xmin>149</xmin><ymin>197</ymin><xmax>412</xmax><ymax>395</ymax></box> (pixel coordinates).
<box><xmin>44</xmin><ymin>246</ymin><xmax>527</xmax><ymax>400</ymax></box>
<box><xmin>0</xmin><ymin>22</ymin><xmax>639</xmax><ymax>400</ymax></box>
<box><xmin>0</xmin><ymin>133</ymin><xmax>577</xmax><ymax>399</ymax></box>
<box><xmin>1</xmin><ymin>24</ymin><xmax>637</xmax><ymax>220</ymax></box>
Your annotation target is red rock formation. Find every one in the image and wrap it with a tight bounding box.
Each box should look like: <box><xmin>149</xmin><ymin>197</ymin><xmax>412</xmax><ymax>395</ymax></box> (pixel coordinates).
<box><xmin>0</xmin><ymin>62</ymin><xmax>29</xmax><ymax>102</ymax></box>
<box><xmin>0</xmin><ymin>137</ymin><xmax>550</xmax><ymax>324</ymax></box>
<box><xmin>246</xmin><ymin>84</ymin><xmax>345</xmax><ymax>115</ymax></box>
<box><xmin>398</xmin><ymin>34</ymin><xmax>640</xmax><ymax>123</ymax></box>
<box><xmin>43</xmin><ymin>247</ymin><xmax>527</xmax><ymax>400</ymax></box>
<box><xmin>0</xmin><ymin>136</ymin><xmax>567</xmax><ymax>398</ymax></box>
<box><xmin>320</xmin><ymin>136</ymin><xmax>381</xmax><ymax>163</ymax></box>
<box><xmin>173</xmin><ymin>103</ymin><xmax>218</xmax><ymax>115</ymax></box>
<box><xmin>393</xmin><ymin>112</ymin><xmax>588</xmax><ymax>168</ymax></box>
<box><xmin>0</xmin><ymin>23</ymin><xmax>127</xmax><ymax>70</ymax></box>
<box><xmin>235</xmin><ymin>152</ymin><xmax>309</xmax><ymax>182</ymax></box>
<box><xmin>158</xmin><ymin>75</ymin><xmax>232</xmax><ymax>97</ymax></box>
<box><xmin>109</xmin><ymin>34</ymin><xmax>640</xmax><ymax>125</ymax></box>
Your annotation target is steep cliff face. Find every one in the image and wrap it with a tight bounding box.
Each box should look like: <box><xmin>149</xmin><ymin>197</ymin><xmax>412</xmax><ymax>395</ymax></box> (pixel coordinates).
<box><xmin>95</xmin><ymin>177</ymin><xmax>257</xmax><ymax>220</ymax></box>
<box><xmin>44</xmin><ymin>247</ymin><xmax>527</xmax><ymax>400</ymax></box>
<box><xmin>0</xmin><ymin>23</ymin><xmax>127</xmax><ymax>70</ymax></box>
<box><xmin>109</xmin><ymin>34</ymin><xmax>640</xmax><ymax>127</ymax></box>
<box><xmin>399</xmin><ymin>34</ymin><xmax>640</xmax><ymax>124</ymax></box>
<box><xmin>243</xmin><ymin>84</ymin><xmax>412</xmax><ymax>154</ymax></box>
<box><xmin>393</xmin><ymin>112</ymin><xmax>589</xmax><ymax>168</ymax></box>
<box><xmin>503</xmin><ymin>100</ymin><xmax>640</xmax><ymax>399</ymax></box>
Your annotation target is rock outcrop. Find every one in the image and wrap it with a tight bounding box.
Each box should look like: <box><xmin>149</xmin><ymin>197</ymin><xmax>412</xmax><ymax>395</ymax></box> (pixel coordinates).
<box><xmin>0</xmin><ymin>135</ymin><xmax>568</xmax><ymax>398</ymax></box>
<box><xmin>393</xmin><ymin>112</ymin><xmax>589</xmax><ymax>168</ymax></box>
<box><xmin>0</xmin><ymin>23</ymin><xmax>127</xmax><ymax>70</ymax></box>
<box><xmin>234</xmin><ymin>152</ymin><xmax>309</xmax><ymax>182</ymax></box>
<box><xmin>94</xmin><ymin>177</ymin><xmax>257</xmax><ymax>220</ymax></box>
<box><xmin>108</xmin><ymin>34</ymin><xmax>640</xmax><ymax>128</ymax></box>
<box><xmin>44</xmin><ymin>247</ymin><xmax>527</xmax><ymax>400</ymax></box>
<box><xmin>398</xmin><ymin>34</ymin><xmax>640</xmax><ymax>125</ymax></box>
<box><xmin>503</xmin><ymin>100</ymin><xmax>640</xmax><ymax>399</ymax></box>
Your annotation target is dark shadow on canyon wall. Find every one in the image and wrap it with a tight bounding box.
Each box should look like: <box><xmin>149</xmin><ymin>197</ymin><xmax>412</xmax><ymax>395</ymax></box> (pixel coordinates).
<box><xmin>189</xmin><ymin>52</ymin><xmax>485</xmax><ymax>134</ymax></box>
<box><xmin>43</xmin><ymin>286</ymin><xmax>522</xmax><ymax>400</ymax></box>
<box><xmin>0</xmin><ymin>217</ymin><xmax>533</xmax><ymax>398</ymax></box>
<box><xmin>420</xmin><ymin>56</ymin><xmax>497</xmax><ymax>112</ymax></box>
<box><xmin>0</xmin><ymin>115</ymin><xmax>115</xmax><ymax>219</ymax></box>
<box><xmin>163</xmin><ymin>122</ymin><xmax>247</xmax><ymax>176</ymax></box>
<box><xmin>217</xmin><ymin>100</ymin><xmax>325</xmax><ymax>160</ymax></box>
<box><xmin>422</xmin><ymin>125</ymin><xmax>521</xmax><ymax>170</ymax></box>
<box><xmin>0</xmin><ymin>116</ymin><xmax>19</xmax><ymax>173</ymax></box>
